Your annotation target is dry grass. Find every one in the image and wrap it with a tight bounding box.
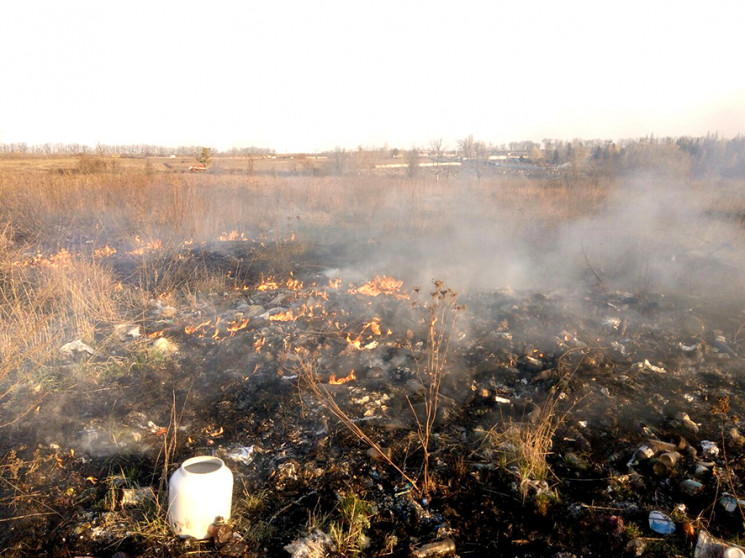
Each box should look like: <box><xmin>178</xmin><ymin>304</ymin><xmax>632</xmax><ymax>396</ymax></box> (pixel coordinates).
<box><xmin>1</xmin><ymin>155</ymin><xmax>743</xmax><ymax>431</ymax></box>
<box><xmin>0</xmin><ymin>229</ymin><xmax>123</xmax><ymax>426</ymax></box>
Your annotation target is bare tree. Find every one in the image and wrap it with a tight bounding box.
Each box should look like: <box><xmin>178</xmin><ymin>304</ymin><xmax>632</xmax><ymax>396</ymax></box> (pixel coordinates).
<box><xmin>333</xmin><ymin>147</ymin><xmax>347</xmax><ymax>176</ymax></box>
<box><xmin>429</xmin><ymin>138</ymin><xmax>445</xmax><ymax>181</ymax></box>
<box><xmin>457</xmin><ymin>134</ymin><xmax>474</xmax><ymax>160</ymax></box>
<box><xmin>407</xmin><ymin>147</ymin><xmax>420</xmax><ymax>178</ymax></box>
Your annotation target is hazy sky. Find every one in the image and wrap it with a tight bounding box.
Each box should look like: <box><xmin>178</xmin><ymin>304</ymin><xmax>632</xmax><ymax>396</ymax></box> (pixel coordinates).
<box><xmin>1</xmin><ymin>1</ymin><xmax>744</xmax><ymax>153</ymax></box>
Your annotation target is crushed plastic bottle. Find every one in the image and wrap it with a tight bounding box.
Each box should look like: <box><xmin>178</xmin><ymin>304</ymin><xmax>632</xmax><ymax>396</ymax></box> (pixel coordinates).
<box><xmin>648</xmin><ymin>510</ymin><xmax>675</xmax><ymax>535</ymax></box>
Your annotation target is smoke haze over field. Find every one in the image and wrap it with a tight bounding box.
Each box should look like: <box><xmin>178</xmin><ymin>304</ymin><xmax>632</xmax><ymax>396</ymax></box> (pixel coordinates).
<box><xmin>310</xmin><ymin>174</ymin><xmax>745</xmax><ymax>302</ymax></box>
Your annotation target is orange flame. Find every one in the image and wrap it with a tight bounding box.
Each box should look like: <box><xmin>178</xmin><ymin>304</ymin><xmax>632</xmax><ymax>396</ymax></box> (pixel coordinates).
<box><xmin>329</xmin><ymin>370</ymin><xmax>357</xmax><ymax>385</ymax></box>
<box><xmin>257</xmin><ymin>276</ymin><xmax>280</xmax><ymax>291</ymax></box>
<box><xmin>254</xmin><ymin>337</ymin><xmax>265</xmax><ymax>352</ymax></box>
<box><xmin>205</xmin><ymin>426</ymin><xmax>224</xmax><ymax>437</ymax></box>
<box><xmin>286</xmin><ymin>274</ymin><xmax>303</xmax><ymax>290</ymax></box>
<box><xmin>148</xmin><ymin>330</ymin><xmax>165</xmax><ymax>339</ymax></box>
<box><xmin>328</xmin><ymin>278</ymin><xmax>342</xmax><ymax>289</ymax></box>
<box><xmin>346</xmin><ymin>318</ymin><xmax>383</xmax><ymax>350</ymax></box>
<box><xmin>129</xmin><ymin>238</ymin><xmax>162</xmax><ymax>256</ymax></box>
<box><xmin>93</xmin><ymin>245</ymin><xmax>117</xmax><ymax>258</ymax></box>
<box><xmin>269</xmin><ymin>305</ymin><xmax>307</xmax><ymax>322</ymax></box>
<box><xmin>348</xmin><ymin>275</ymin><xmax>407</xmax><ymax>298</ymax></box>
<box><xmin>227</xmin><ymin>317</ymin><xmax>250</xmax><ymax>334</ymax></box>
<box><xmin>219</xmin><ymin>230</ymin><xmax>248</xmax><ymax>242</ymax></box>
<box><xmin>185</xmin><ymin>320</ymin><xmax>213</xmax><ymax>335</ymax></box>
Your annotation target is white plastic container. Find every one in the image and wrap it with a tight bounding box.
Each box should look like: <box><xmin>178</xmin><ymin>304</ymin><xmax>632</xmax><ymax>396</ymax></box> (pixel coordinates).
<box><xmin>168</xmin><ymin>456</ymin><xmax>233</xmax><ymax>539</ymax></box>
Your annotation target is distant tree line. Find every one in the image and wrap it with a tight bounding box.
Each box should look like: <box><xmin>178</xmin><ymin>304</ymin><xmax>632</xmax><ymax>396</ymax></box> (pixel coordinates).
<box><xmin>542</xmin><ymin>134</ymin><xmax>745</xmax><ymax>178</ymax></box>
<box><xmin>2</xmin><ymin>135</ymin><xmax>745</xmax><ymax>179</ymax></box>
<box><xmin>0</xmin><ymin>143</ymin><xmax>276</xmax><ymax>158</ymax></box>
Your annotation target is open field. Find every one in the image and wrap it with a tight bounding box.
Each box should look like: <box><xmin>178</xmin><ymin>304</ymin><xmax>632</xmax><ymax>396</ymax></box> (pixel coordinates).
<box><xmin>3</xmin><ymin>154</ymin><xmax>745</xmax><ymax>556</ymax></box>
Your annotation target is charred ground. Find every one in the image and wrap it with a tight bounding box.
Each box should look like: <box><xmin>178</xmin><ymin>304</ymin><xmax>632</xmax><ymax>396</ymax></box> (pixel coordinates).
<box><xmin>2</xmin><ymin>157</ymin><xmax>745</xmax><ymax>557</ymax></box>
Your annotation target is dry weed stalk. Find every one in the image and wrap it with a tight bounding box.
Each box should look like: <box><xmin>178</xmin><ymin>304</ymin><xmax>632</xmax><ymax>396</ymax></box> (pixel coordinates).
<box><xmin>407</xmin><ymin>281</ymin><xmax>461</xmax><ymax>495</ymax></box>
<box><xmin>298</xmin><ymin>355</ymin><xmax>419</xmax><ymax>491</ymax></box>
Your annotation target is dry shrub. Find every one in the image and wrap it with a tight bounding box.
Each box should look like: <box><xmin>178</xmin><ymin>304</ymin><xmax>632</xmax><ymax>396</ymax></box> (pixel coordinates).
<box><xmin>479</xmin><ymin>383</ymin><xmax>568</xmax><ymax>504</ymax></box>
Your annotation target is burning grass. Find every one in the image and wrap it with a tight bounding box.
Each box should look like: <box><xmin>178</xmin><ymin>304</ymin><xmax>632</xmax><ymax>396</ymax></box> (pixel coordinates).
<box><xmin>3</xmin><ymin>157</ymin><xmax>745</xmax><ymax>556</ymax></box>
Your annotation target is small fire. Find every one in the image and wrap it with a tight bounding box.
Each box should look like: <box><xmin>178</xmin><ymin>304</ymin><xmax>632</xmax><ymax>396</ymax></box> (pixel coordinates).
<box><xmin>129</xmin><ymin>237</ymin><xmax>162</xmax><ymax>256</ymax></box>
<box><xmin>346</xmin><ymin>334</ymin><xmax>379</xmax><ymax>351</ymax></box>
<box><xmin>254</xmin><ymin>336</ymin><xmax>265</xmax><ymax>352</ymax></box>
<box><xmin>348</xmin><ymin>275</ymin><xmax>407</xmax><ymax>298</ymax></box>
<box><xmin>47</xmin><ymin>249</ymin><xmax>73</xmax><ymax>268</ymax></box>
<box><xmin>329</xmin><ymin>370</ymin><xmax>357</xmax><ymax>385</ymax></box>
<box><xmin>269</xmin><ymin>305</ymin><xmax>307</xmax><ymax>322</ymax></box>
<box><xmin>227</xmin><ymin>317</ymin><xmax>250</xmax><ymax>334</ymax></box>
<box><xmin>286</xmin><ymin>274</ymin><xmax>303</xmax><ymax>290</ymax></box>
<box><xmin>205</xmin><ymin>426</ymin><xmax>224</xmax><ymax>437</ymax></box>
<box><xmin>148</xmin><ymin>329</ymin><xmax>165</xmax><ymax>339</ymax></box>
<box><xmin>185</xmin><ymin>320</ymin><xmax>213</xmax><ymax>335</ymax></box>
<box><xmin>85</xmin><ymin>476</ymin><xmax>98</xmax><ymax>485</ymax></box>
<box><xmin>93</xmin><ymin>244</ymin><xmax>117</xmax><ymax>258</ymax></box>
<box><xmin>257</xmin><ymin>276</ymin><xmax>280</xmax><ymax>291</ymax></box>
<box><xmin>219</xmin><ymin>230</ymin><xmax>249</xmax><ymax>242</ymax></box>
<box><xmin>346</xmin><ymin>318</ymin><xmax>384</xmax><ymax>350</ymax></box>
<box><xmin>12</xmin><ymin>249</ymin><xmax>75</xmax><ymax>268</ymax></box>
<box><xmin>328</xmin><ymin>278</ymin><xmax>342</xmax><ymax>289</ymax></box>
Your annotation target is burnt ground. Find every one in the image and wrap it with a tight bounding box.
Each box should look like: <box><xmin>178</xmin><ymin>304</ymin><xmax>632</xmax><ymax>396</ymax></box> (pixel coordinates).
<box><xmin>2</xmin><ymin>241</ymin><xmax>745</xmax><ymax>557</ymax></box>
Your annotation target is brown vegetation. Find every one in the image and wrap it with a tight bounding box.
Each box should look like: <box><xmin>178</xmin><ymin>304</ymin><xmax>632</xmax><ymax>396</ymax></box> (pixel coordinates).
<box><xmin>1</xmin><ymin>142</ymin><xmax>745</xmax><ymax>556</ymax></box>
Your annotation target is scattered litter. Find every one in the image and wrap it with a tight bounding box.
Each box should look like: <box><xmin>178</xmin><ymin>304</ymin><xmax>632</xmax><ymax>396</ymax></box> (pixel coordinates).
<box><xmin>648</xmin><ymin>510</ymin><xmax>675</xmax><ymax>535</ymax></box>
<box><xmin>410</xmin><ymin>538</ymin><xmax>456</xmax><ymax>558</ymax></box>
<box><xmin>114</xmin><ymin>323</ymin><xmax>141</xmax><ymax>340</ymax></box>
<box><xmin>151</xmin><ymin>337</ymin><xmax>177</xmax><ymax>355</ymax></box>
<box><xmin>635</xmin><ymin>359</ymin><xmax>666</xmax><ymax>373</ymax></box>
<box><xmin>694</xmin><ymin>531</ymin><xmax>718</xmax><ymax>558</ymax></box>
<box><xmin>284</xmin><ymin>529</ymin><xmax>333</xmax><ymax>558</ymax></box>
<box><xmin>153</xmin><ymin>300</ymin><xmax>178</xmax><ymax>318</ymax></box>
<box><xmin>713</xmin><ymin>335</ymin><xmax>738</xmax><ymax>357</ymax></box>
<box><xmin>602</xmin><ymin>317</ymin><xmax>621</xmax><ymax>331</ymax></box>
<box><xmin>701</xmin><ymin>440</ymin><xmax>719</xmax><ymax>458</ymax></box>
<box><xmin>679</xmin><ymin>413</ymin><xmax>701</xmax><ymax>433</ymax></box>
<box><xmin>680</xmin><ymin>479</ymin><xmax>704</xmax><ymax>495</ymax></box>
<box><xmin>627</xmin><ymin>445</ymin><xmax>655</xmax><ymax>469</ymax></box>
<box><xmin>719</xmin><ymin>495</ymin><xmax>743</xmax><ymax>513</ymax></box>
<box><xmin>60</xmin><ymin>339</ymin><xmax>94</xmax><ymax>358</ymax></box>
<box><xmin>120</xmin><ymin>486</ymin><xmax>156</xmax><ymax>508</ymax></box>
<box><xmin>626</xmin><ymin>538</ymin><xmax>647</xmax><ymax>556</ymax></box>
<box><xmin>227</xmin><ymin>446</ymin><xmax>255</xmax><ymax>465</ymax></box>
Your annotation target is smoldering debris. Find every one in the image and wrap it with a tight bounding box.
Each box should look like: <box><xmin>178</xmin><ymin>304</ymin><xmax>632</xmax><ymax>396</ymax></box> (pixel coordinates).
<box><xmin>5</xmin><ymin>168</ymin><xmax>745</xmax><ymax>556</ymax></box>
<box><xmin>6</xmin><ymin>251</ymin><xmax>745</xmax><ymax>556</ymax></box>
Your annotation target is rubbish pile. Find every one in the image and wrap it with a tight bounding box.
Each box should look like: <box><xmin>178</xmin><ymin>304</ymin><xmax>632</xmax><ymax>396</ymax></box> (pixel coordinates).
<box><xmin>3</xmin><ymin>248</ymin><xmax>745</xmax><ymax>557</ymax></box>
